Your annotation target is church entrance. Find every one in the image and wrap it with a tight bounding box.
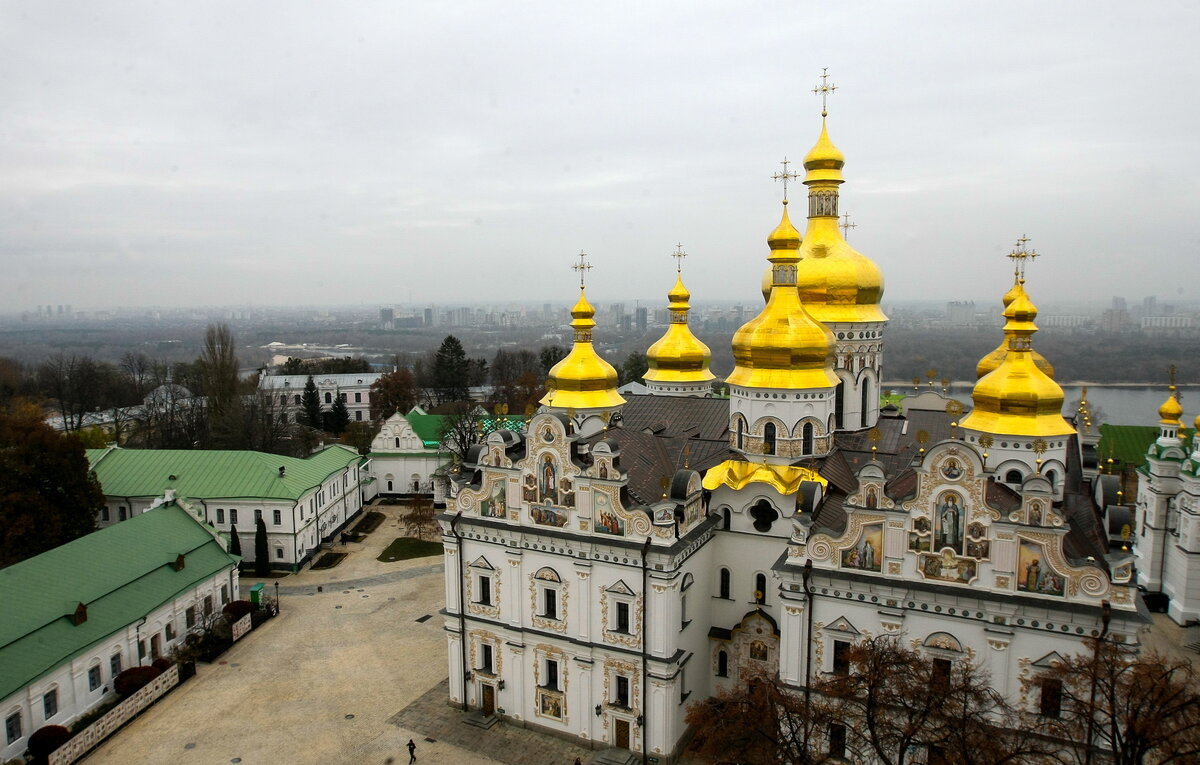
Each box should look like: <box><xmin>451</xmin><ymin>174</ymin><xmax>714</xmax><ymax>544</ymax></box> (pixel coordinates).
<box><xmin>481</xmin><ymin>684</ymin><xmax>495</xmax><ymax>716</ymax></box>
<box><xmin>614</xmin><ymin>718</ymin><xmax>630</xmax><ymax>750</ymax></box>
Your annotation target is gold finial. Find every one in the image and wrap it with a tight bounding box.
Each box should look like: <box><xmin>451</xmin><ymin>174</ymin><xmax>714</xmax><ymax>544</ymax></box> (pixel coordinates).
<box><xmin>683</xmin><ymin>444</ymin><xmax>692</xmax><ymax>469</ymax></box>
<box><xmin>572</xmin><ymin>250</ymin><xmax>592</xmax><ymax>288</ymax></box>
<box><xmin>771</xmin><ymin>157</ymin><xmax>800</xmax><ymax>203</ymax></box>
<box><xmin>1033</xmin><ymin>438</ymin><xmax>1048</xmax><ymax>473</ymax></box>
<box><xmin>813</xmin><ymin>67</ymin><xmax>837</xmax><ymax>117</ymax></box>
<box><xmin>671</xmin><ymin>243</ymin><xmax>688</xmax><ymax>273</ymax></box>
<box><xmin>1169</xmin><ymin>364</ymin><xmax>1179</xmax><ymax>393</ymax></box>
<box><xmin>840</xmin><ymin>211</ymin><xmax>857</xmax><ymax>240</ymax></box>
<box><xmin>1007</xmin><ymin>235</ymin><xmax>1039</xmax><ymax>281</ymax></box>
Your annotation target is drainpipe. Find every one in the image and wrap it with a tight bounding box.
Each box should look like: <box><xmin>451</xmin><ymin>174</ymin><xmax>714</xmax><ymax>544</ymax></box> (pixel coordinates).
<box><xmin>802</xmin><ymin>559</ymin><xmax>814</xmax><ymax>750</ymax></box>
<box><xmin>640</xmin><ymin>536</ymin><xmax>651</xmax><ymax>765</ymax></box>
<box><xmin>1084</xmin><ymin>600</ymin><xmax>1111</xmax><ymax>765</ymax></box>
<box><xmin>451</xmin><ymin>512</ymin><xmax>469</xmax><ymax>712</ymax></box>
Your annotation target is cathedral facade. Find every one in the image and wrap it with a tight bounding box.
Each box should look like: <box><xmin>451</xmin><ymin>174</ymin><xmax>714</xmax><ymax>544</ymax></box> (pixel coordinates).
<box><xmin>438</xmin><ymin>104</ymin><xmax>1143</xmax><ymax>763</ymax></box>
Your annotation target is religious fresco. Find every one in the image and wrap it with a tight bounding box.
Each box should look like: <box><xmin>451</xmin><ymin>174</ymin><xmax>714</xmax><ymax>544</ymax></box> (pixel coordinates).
<box><xmin>941</xmin><ymin>459</ymin><xmax>964</xmax><ymax>480</ymax></box>
<box><xmin>865</xmin><ymin>486</ymin><xmax>878</xmax><ymax>508</ymax></box>
<box><xmin>532</xmin><ymin>499</ymin><xmax>568</xmax><ymax>528</ymax></box>
<box><xmin>749</xmin><ymin>641</ymin><xmax>769</xmax><ymax>661</ymax></box>
<box><xmin>539</xmin><ymin>454</ymin><xmax>557</xmax><ymax>502</ymax></box>
<box><xmin>594</xmin><ymin>493</ymin><xmax>625</xmax><ymax>536</ymax></box>
<box><xmin>480</xmin><ymin>482</ymin><xmax>506</xmax><ymax>518</ymax></box>
<box><xmin>935</xmin><ymin>491</ymin><xmax>966</xmax><ymax>554</ymax></box>
<box><xmin>841</xmin><ymin>523</ymin><xmax>882</xmax><ymax>572</ymax></box>
<box><xmin>919</xmin><ymin>549</ymin><xmax>978</xmax><ymax>584</ymax></box>
<box><xmin>522</xmin><ymin>473</ymin><xmax>538</xmax><ymax>503</ymax></box>
<box><xmin>1017</xmin><ymin>539</ymin><xmax>1064</xmax><ymax>596</ymax></box>
<box><xmin>909</xmin><ymin>531</ymin><xmax>932</xmax><ymax>553</ymax></box>
<box><xmin>558</xmin><ymin>477</ymin><xmax>575</xmax><ymax>508</ymax></box>
<box><xmin>537</xmin><ymin>688</ymin><xmax>563</xmax><ymax>719</ymax></box>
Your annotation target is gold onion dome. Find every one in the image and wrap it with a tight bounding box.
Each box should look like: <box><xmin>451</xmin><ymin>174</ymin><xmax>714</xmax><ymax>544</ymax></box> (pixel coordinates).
<box><xmin>644</xmin><ymin>274</ymin><xmax>715</xmax><ymax>384</ymax></box>
<box><xmin>727</xmin><ymin>203</ymin><xmax>838</xmax><ymax>390</ymax></box>
<box><xmin>1159</xmin><ymin>386</ymin><xmax>1183</xmax><ymax>426</ymax></box>
<box><xmin>540</xmin><ymin>289</ymin><xmax>625</xmax><ymax>410</ymax></box>
<box><xmin>976</xmin><ymin>278</ymin><xmax>1055</xmax><ymax>378</ymax></box>
<box><xmin>791</xmin><ymin>118</ymin><xmax>886</xmax><ymax>323</ymax></box>
<box><xmin>960</xmin><ymin>284</ymin><xmax>1073</xmax><ymax>438</ymax></box>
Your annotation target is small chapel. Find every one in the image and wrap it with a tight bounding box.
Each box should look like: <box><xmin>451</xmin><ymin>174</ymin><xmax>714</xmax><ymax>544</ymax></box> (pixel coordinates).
<box><xmin>438</xmin><ymin>78</ymin><xmax>1142</xmax><ymax>764</ymax></box>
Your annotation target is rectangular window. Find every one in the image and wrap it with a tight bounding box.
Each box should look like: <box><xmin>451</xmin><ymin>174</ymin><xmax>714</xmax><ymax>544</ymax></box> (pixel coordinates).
<box><xmin>829</xmin><ymin>724</ymin><xmax>847</xmax><ymax>758</ymax></box>
<box><xmin>110</xmin><ymin>653</ymin><xmax>122</xmax><ymax>677</ymax></box>
<box><xmin>833</xmin><ymin>640</ymin><xmax>851</xmax><ymax>675</ymax></box>
<box><xmin>354</xmin><ymin>392</ymin><xmax>362</xmax><ymax>403</ymax></box>
<box><xmin>477</xmin><ymin>576</ymin><xmax>492</xmax><ymax>606</ymax></box>
<box><xmin>5</xmin><ymin>711</ymin><xmax>20</xmax><ymax>745</ymax></box>
<box><xmin>165</xmin><ymin>622</ymin><xmax>175</xmax><ymax>641</ymax></box>
<box><xmin>543</xmin><ymin>588</ymin><xmax>557</xmax><ymax>620</ymax></box>
<box><xmin>355</xmin><ymin>410</ymin><xmax>362</xmax><ymax>421</ymax></box>
<box><xmin>88</xmin><ymin>665</ymin><xmax>102</xmax><ymax>691</ymax></box>
<box><xmin>217</xmin><ymin>508</ymin><xmax>224</xmax><ymax>524</ymax></box>
<box><xmin>221</xmin><ymin>585</ymin><xmax>229</xmax><ymax>604</ymax></box>
<box><xmin>275</xmin><ymin>548</ymin><xmax>284</xmax><ymax>559</ymax></box>
<box><xmin>254</xmin><ymin>509</ymin><xmax>262</xmax><ymax>523</ymax></box>
<box><xmin>43</xmin><ymin>689</ymin><xmax>57</xmax><ymax>719</ymax></box>
<box><xmin>615</xmin><ymin>675</ymin><xmax>630</xmax><ymax>707</ymax></box>
<box><xmin>137</xmin><ymin>640</ymin><xmax>146</xmax><ymax>660</ymax></box>
<box><xmin>616</xmin><ymin>601</ymin><xmax>630</xmax><ymax>633</ymax></box>
<box><xmin>1040</xmin><ymin>678</ymin><xmax>1063</xmax><ymax>718</ymax></box>
<box><xmin>204</xmin><ymin>595</ymin><xmax>213</xmax><ymax>616</ymax></box>
<box><xmin>185</xmin><ymin>606</ymin><xmax>196</xmax><ymax>628</ymax></box>
<box><xmin>101</xmin><ymin>507</ymin><xmax>110</xmax><ymax>522</ymax></box>
<box><xmin>481</xmin><ymin>644</ymin><xmax>494</xmax><ymax>673</ymax></box>
<box><xmin>932</xmin><ymin>658</ymin><xmax>953</xmax><ymax>691</ymax></box>
<box><xmin>273</xmin><ymin>509</ymin><xmax>281</xmax><ymax>526</ymax></box>
<box><xmin>230</xmin><ymin>508</ymin><xmax>238</xmax><ymax>525</ymax></box>
<box><xmin>546</xmin><ymin>659</ymin><xmax>559</xmax><ymax>691</ymax></box>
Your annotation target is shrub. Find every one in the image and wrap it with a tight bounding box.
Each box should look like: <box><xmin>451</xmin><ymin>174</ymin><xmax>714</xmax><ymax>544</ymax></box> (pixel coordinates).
<box><xmin>223</xmin><ymin>599</ymin><xmax>255</xmax><ymax>622</ymax></box>
<box><xmin>113</xmin><ymin>665</ymin><xmax>161</xmax><ymax>697</ymax></box>
<box><xmin>151</xmin><ymin>657</ymin><xmax>173</xmax><ymax>672</ymax></box>
<box><xmin>28</xmin><ymin>725</ymin><xmax>71</xmax><ymax>759</ymax></box>
<box><xmin>69</xmin><ymin>700</ymin><xmax>119</xmax><ymax>734</ymax></box>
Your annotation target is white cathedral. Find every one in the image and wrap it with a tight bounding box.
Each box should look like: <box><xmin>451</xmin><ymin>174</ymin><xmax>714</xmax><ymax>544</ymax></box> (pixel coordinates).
<box><xmin>437</xmin><ymin>99</ymin><xmax>1143</xmax><ymax>763</ymax></box>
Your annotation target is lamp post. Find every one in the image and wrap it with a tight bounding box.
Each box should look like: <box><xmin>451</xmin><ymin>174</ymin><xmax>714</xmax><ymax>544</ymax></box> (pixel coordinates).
<box><xmin>274</xmin><ymin>581</ymin><xmax>280</xmax><ymax>614</ymax></box>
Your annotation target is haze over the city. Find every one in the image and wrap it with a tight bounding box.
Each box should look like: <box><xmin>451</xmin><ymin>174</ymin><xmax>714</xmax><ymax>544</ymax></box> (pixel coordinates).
<box><xmin>3</xmin><ymin>1</ymin><xmax>1198</xmax><ymax>311</ymax></box>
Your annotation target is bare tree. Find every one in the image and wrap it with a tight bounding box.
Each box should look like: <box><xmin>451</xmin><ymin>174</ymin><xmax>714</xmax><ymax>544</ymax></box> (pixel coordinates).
<box><xmin>437</xmin><ymin>400</ymin><xmax>486</xmax><ymax>464</ymax></box>
<box><xmin>405</xmin><ymin>497</ymin><xmax>437</xmax><ymax>540</ymax></box>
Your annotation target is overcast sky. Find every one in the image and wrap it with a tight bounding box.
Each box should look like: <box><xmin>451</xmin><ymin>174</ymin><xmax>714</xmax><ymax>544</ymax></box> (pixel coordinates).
<box><xmin>3</xmin><ymin>2</ymin><xmax>1198</xmax><ymax>312</ymax></box>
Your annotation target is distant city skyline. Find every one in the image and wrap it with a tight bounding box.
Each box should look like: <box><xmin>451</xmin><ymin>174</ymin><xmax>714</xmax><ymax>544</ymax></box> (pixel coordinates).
<box><xmin>4</xmin><ymin>2</ymin><xmax>1198</xmax><ymax>309</ymax></box>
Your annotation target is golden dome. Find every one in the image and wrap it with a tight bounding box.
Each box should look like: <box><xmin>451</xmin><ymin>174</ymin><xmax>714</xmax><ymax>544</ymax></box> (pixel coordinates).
<box><xmin>727</xmin><ymin>203</ymin><xmax>839</xmax><ymax>390</ymax></box>
<box><xmin>540</xmin><ymin>288</ymin><xmax>625</xmax><ymax>410</ymax></box>
<box><xmin>960</xmin><ymin>283</ymin><xmax>1073</xmax><ymax>438</ymax></box>
<box><xmin>1159</xmin><ymin>386</ymin><xmax>1183</xmax><ymax>426</ymax></box>
<box><xmin>644</xmin><ymin>273</ymin><xmax>715</xmax><ymax>384</ymax></box>
<box><xmin>794</xmin><ymin>118</ymin><xmax>887</xmax><ymax>324</ymax></box>
<box><xmin>976</xmin><ymin>280</ymin><xmax>1055</xmax><ymax>378</ymax></box>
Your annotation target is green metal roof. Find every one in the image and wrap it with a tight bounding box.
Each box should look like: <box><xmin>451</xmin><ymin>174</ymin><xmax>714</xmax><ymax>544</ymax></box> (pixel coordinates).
<box><xmin>87</xmin><ymin>445</ymin><xmax>360</xmax><ymax>501</ymax></box>
<box><xmin>0</xmin><ymin>504</ymin><xmax>238</xmax><ymax>699</ymax></box>
<box><xmin>1095</xmin><ymin>424</ymin><xmax>1197</xmax><ymax>469</ymax></box>
<box><xmin>404</xmin><ymin>413</ymin><xmax>447</xmax><ymax>448</ymax></box>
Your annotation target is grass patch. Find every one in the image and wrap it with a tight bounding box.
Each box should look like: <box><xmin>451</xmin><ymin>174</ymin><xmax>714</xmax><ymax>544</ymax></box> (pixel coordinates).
<box><xmin>311</xmin><ymin>552</ymin><xmax>347</xmax><ymax>570</ymax></box>
<box><xmin>351</xmin><ymin>511</ymin><xmax>386</xmax><ymax>536</ymax></box>
<box><xmin>378</xmin><ymin>537</ymin><xmax>443</xmax><ymax>562</ymax></box>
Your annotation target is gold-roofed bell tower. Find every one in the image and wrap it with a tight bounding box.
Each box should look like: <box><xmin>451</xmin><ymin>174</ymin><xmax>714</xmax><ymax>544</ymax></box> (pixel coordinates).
<box><xmin>540</xmin><ymin>251</ymin><xmax>626</xmax><ymax>425</ymax></box>
<box><xmin>788</xmin><ymin>69</ymin><xmax>888</xmax><ymax>433</ymax></box>
<box><xmin>958</xmin><ymin>238</ymin><xmax>1074</xmax><ymax>498</ymax></box>
<box><xmin>643</xmin><ymin>244</ymin><xmax>716</xmax><ymax>397</ymax></box>
<box><xmin>977</xmin><ymin>236</ymin><xmax>1055</xmax><ymax>379</ymax></box>
<box><xmin>726</xmin><ymin>164</ymin><xmax>839</xmax><ymax>465</ymax></box>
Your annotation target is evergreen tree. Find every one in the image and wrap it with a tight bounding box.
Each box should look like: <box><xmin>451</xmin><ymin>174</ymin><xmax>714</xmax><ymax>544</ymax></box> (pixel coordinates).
<box><xmin>619</xmin><ymin>351</ymin><xmax>649</xmax><ymax>386</ymax></box>
<box><xmin>254</xmin><ymin>517</ymin><xmax>269</xmax><ymax>576</ymax></box>
<box><xmin>228</xmin><ymin>524</ymin><xmax>242</xmax><ymax>557</ymax></box>
<box><xmin>301</xmin><ymin>375</ymin><xmax>322</xmax><ymax>428</ymax></box>
<box><xmin>539</xmin><ymin>345</ymin><xmax>567</xmax><ymax>374</ymax></box>
<box><xmin>326</xmin><ymin>392</ymin><xmax>350</xmax><ymax>435</ymax></box>
<box><xmin>432</xmin><ymin>335</ymin><xmax>470</xmax><ymax>403</ymax></box>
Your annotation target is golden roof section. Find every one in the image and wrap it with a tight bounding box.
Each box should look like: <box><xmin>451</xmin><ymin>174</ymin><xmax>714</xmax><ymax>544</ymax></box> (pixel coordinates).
<box><xmin>976</xmin><ymin>280</ymin><xmax>1055</xmax><ymax>378</ymax></box>
<box><xmin>701</xmin><ymin>459</ymin><xmax>827</xmax><ymax>495</ymax></box>
<box><xmin>728</xmin><ymin>203</ymin><xmax>839</xmax><ymax>390</ymax></box>
<box><xmin>644</xmin><ymin>273</ymin><xmax>715</xmax><ymax>384</ymax></box>
<box><xmin>1159</xmin><ymin>385</ymin><xmax>1183</xmax><ymax>426</ymax></box>
<box><xmin>960</xmin><ymin>280</ymin><xmax>1073</xmax><ymax>438</ymax></box>
<box><xmin>794</xmin><ymin>117</ymin><xmax>887</xmax><ymax>324</ymax></box>
<box><xmin>540</xmin><ymin>288</ymin><xmax>625</xmax><ymax>410</ymax></box>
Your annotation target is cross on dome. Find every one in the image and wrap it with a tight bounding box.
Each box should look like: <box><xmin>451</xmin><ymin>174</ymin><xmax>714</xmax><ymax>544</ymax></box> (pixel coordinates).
<box><xmin>572</xmin><ymin>250</ymin><xmax>592</xmax><ymax>288</ymax></box>
<box><xmin>771</xmin><ymin>156</ymin><xmax>800</xmax><ymax>202</ymax></box>
<box><xmin>840</xmin><ymin>211</ymin><xmax>857</xmax><ymax>240</ymax></box>
<box><xmin>1007</xmin><ymin>234</ymin><xmax>1039</xmax><ymax>281</ymax></box>
<box><xmin>671</xmin><ymin>243</ymin><xmax>688</xmax><ymax>273</ymax></box>
<box><xmin>814</xmin><ymin>67</ymin><xmax>838</xmax><ymax>117</ymax></box>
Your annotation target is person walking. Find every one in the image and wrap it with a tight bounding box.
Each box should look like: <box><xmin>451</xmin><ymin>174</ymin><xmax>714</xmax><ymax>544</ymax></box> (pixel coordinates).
<box><xmin>407</xmin><ymin>739</ymin><xmax>417</xmax><ymax>764</ymax></box>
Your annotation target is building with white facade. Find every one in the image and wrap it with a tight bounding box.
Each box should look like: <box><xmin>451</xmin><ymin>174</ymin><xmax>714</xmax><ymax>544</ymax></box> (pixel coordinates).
<box><xmin>0</xmin><ymin>504</ymin><xmax>238</xmax><ymax>762</ymax></box>
<box><xmin>438</xmin><ymin>105</ymin><xmax>1144</xmax><ymax>763</ymax></box>
<box><xmin>88</xmin><ymin>445</ymin><xmax>365</xmax><ymax>570</ymax></box>
<box><xmin>259</xmin><ymin>372</ymin><xmax>383</xmax><ymax>425</ymax></box>
<box><xmin>369</xmin><ymin>407</ymin><xmax>452</xmax><ymax>504</ymax></box>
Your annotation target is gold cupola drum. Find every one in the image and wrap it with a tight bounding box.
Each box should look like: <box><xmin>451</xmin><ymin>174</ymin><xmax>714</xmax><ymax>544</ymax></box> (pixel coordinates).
<box><xmin>643</xmin><ymin>245</ymin><xmax>715</xmax><ymax>397</ymax></box>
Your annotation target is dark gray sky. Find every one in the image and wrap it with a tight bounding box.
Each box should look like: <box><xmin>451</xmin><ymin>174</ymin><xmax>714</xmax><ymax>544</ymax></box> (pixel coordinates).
<box><xmin>3</xmin><ymin>2</ymin><xmax>1197</xmax><ymax>311</ymax></box>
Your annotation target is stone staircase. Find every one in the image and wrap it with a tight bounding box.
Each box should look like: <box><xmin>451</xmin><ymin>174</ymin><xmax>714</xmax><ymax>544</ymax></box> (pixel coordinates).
<box><xmin>592</xmin><ymin>748</ymin><xmax>640</xmax><ymax>765</ymax></box>
<box><xmin>463</xmin><ymin>711</ymin><xmax>499</xmax><ymax>729</ymax></box>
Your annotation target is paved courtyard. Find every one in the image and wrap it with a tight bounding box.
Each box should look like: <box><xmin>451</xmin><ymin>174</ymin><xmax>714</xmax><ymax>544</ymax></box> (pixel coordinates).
<box><xmin>81</xmin><ymin>504</ymin><xmax>601</xmax><ymax>765</ymax></box>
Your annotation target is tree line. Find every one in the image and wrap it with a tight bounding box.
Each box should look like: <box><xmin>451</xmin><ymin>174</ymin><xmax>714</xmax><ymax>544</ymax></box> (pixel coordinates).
<box><xmin>687</xmin><ymin>634</ymin><xmax>1200</xmax><ymax>765</ymax></box>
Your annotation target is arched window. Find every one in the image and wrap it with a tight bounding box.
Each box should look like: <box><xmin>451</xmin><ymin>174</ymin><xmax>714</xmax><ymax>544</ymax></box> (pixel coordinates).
<box><xmin>1006</xmin><ymin>469</ymin><xmax>1022</xmax><ymax>484</ymax></box>
<box><xmin>394</xmin><ymin>437</ymin><xmax>400</xmax><ymax>448</ymax></box>
<box><xmin>719</xmin><ymin>568</ymin><xmax>731</xmax><ymax>599</ymax></box>
<box><xmin>717</xmin><ymin>650</ymin><xmax>729</xmax><ymax>677</ymax></box>
<box><xmin>802</xmin><ymin>423</ymin><xmax>814</xmax><ymax>455</ymax></box>
<box><xmin>722</xmin><ymin>507</ymin><xmax>731</xmax><ymax>530</ymax></box>
<box><xmin>1045</xmin><ymin>469</ymin><xmax>1058</xmax><ymax>489</ymax></box>
<box><xmin>324</xmin><ymin>392</ymin><xmax>332</xmax><ymax>404</ymax></box>
<box><xmin>387</xmin><ymin>480</ymin><xmax>393</xmax><ymax>492</ymax></box>
<box><xmin>835</xmin><ymin>381</ymin><xmax>845</xmax><ymax>429</ymax></box>
<box><xmin>861</xmin><ymin>382</ymin><xmax>872</xmax><ymax>429</ymax></box>
<box><xmin>755</xmin><ymin>573</ymin><xmax>767</xmax><ymax>605</ymax></box>
<box><xmin>736</xmin><ymin>419</ymin><xmax>745</xmax><ymax>450</ymax></box>
<box><xmin>763</xmin><ymin>423</ymin><xmax>777</xmax><ymax>455</ymax></box>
